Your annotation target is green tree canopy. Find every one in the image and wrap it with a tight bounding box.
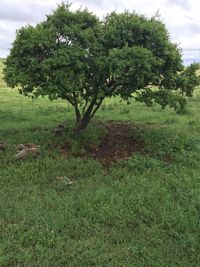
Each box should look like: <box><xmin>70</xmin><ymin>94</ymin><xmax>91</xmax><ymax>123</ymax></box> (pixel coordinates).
<box><xmin>4</xmin><ymin>3</ymin><xmax>200</xmax><ymax>132</ymax></box>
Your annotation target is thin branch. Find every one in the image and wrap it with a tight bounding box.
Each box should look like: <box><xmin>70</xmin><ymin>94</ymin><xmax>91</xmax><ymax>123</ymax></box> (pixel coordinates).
<box><xmin>65</xmin><ymin>95</ymin><xmax>74</xmax><ymax>106</ymax></box>
<box><xmin>82</xmin><ymin>99</ymin><xmax>88</xmax><ymax>115</ymax></box>
<box><xmin>90</xmin><ymin>97</ymin><xmax>104</xmax><ymax>120</ymax></box>
<box><xmin>73</xmin><ymin>92</ymin><xmax>81</xmax><ymax>123</ymax></box>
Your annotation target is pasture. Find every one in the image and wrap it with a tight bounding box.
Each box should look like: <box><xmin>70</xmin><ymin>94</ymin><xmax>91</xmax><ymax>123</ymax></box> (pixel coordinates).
<box><xmin>1</xmin><ymin>58</ymin><xmax>200</xmax><ymax>266</ymax></box>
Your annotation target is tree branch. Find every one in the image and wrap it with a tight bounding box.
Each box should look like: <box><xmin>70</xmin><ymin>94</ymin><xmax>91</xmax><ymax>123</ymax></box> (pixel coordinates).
<box><xmin>82</xmin><ymin>99</ymin><xmax>88</xmax><ymax>115</ymax></box>
<box><xmin>90</xmin><ymin>97</ymin><xmax>104</xmax><ymax>120</ymax></box>
<box><xmin>73</xmin><ymin>92</ymin><xmax>81</xmax><ymax>123</ymax></box>
<box><xmin>65</xmin><ymin>95</ymin><xmax>74</xmax><ymax>106</ymax></box>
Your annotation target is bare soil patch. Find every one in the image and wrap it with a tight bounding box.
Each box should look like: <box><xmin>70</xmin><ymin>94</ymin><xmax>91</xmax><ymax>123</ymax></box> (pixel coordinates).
<box><xmin>49</xmin><ymin>121</ymin><xmax>145</xmax><ymax>164</ymax></box>
<box><xmin>89</xmin><ymin>121</ymin><xmax>145</xmax><ymax>164</ymax></box>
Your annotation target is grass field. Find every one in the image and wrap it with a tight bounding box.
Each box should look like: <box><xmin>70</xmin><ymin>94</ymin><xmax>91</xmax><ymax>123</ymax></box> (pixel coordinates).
<box><xmin>1</xmin><ymin>58</ymin><xmax>200</xmax><ymax>266</ymax></box>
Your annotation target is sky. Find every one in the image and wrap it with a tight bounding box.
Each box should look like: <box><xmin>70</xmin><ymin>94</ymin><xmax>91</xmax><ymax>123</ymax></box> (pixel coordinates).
<box><xmin>1</xmin><ymin>0</ymin><xmax>200</xmax><ymax>63</ymax></box>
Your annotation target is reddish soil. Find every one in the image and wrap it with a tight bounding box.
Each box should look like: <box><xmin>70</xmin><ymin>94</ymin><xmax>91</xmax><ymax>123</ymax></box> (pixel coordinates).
<box><xmin>89</xmin><ymin>121</ymin><xmax>145</xmax><ymax>164</ymax></box>
<box><xmin>49</xmin><ymin>121</ymin><xmax>145</xmax><ymax>164</ymax></box>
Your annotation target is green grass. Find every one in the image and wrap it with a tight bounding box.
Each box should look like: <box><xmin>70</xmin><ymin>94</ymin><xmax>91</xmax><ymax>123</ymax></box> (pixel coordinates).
<box><xmin>0</xmin><ymin>59</ymin><xmax>6</xmax><ymax>87</ymax></box>
<box><xmin>1</xmin><ymin>60</ymin><xmax>200</xmax><ymax>266</ymax></box>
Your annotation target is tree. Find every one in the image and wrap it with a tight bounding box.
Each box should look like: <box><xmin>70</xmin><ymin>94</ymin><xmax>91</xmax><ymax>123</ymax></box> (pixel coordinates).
<box><xmin>4</xmin><ymin>3</ymin><xmax>200</xmax><ymax>132</ymax></box>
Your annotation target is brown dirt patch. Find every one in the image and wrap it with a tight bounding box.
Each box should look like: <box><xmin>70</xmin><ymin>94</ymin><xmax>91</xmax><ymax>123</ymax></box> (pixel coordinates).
<box><xmin>89</xmin><ymin>121</ymin><xmax>145</xmax><ymax>164</ymax></box>
<box><xmin>48</xmin><ymin>121</ymin><xmax>145</xmax><ymax>164</ymax></box>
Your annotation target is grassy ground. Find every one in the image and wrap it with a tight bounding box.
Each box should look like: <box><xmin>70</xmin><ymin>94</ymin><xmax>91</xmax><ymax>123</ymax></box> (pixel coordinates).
<box><xmin>1</xmin><ymin>59</ymin><xmax>200</xmax><ymax>266</ymax></box>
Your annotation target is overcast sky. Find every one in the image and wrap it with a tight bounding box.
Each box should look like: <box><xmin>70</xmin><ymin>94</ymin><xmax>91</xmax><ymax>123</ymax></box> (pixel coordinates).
<box><xmin>1</xmin><ymin>0</ymin><xmax>200</xmax><ymax>58</ymax></box>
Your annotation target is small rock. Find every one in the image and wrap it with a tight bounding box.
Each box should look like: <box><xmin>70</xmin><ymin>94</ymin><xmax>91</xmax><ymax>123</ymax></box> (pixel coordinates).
<box><xmin>14</xmin><ymin>147</ymin><xmax>40</xmax><ymax>160</ymax></box>
<box><xmin>54</xmin><ymin>124</ymin><xmax>65</xmax><ymax>135</ymax></box>
<box><xmin>16</xmin><ymin>143</ymin><xmax>40</xmax><ymax>151</ymax></box>
<box><xmin>0</xmin><ymin>142</ymin><xmax>7</xmax><ymax>151</ymax></box>
<box><xmin>25</xmin><ymin>143</ymin><xmax>40</xmax><ymax>149</ymax></box>
<box><xmin>16</xmin><ymin>144</ymin><xmax>26</xmax><ymax>151</ymax></box>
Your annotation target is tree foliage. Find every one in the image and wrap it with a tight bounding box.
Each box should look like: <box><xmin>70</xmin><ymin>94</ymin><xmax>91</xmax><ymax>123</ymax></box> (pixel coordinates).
<box><xmin>4</xmin><ymin>3</ymin><xmax>200</xmax><ymax>131</ymax></box>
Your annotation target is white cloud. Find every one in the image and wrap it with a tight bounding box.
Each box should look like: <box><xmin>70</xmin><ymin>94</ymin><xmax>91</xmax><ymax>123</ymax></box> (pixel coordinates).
<box><xmin>165</xmin><ymin>0</ymin><xmax>190</xmax><ymax>10</ymax></box>
<box><xmin>0</xmin><ymin>0</ymin><xmax>200</xmax><ymax>61</ymax></box>
<box><xmin>0</xmin><ymin>0</ymin><xmax>55</xmax><ymax>22</ymax></box>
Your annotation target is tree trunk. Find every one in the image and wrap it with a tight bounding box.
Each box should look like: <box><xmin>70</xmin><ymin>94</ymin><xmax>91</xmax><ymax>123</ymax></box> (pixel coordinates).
<box><xmin>74</xmin><ymin>98</ymin><xmax>104</xmax><ymax>133</ymax></box>
<box><xmin>75</xmin><ymin>114</ymin><xmax>91</xmax><ymax>133</ymax></box>
<box><xmin>75</xmin><ymin>98</ymin><xmax>96</xmax><ymax>133</ymax></box>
